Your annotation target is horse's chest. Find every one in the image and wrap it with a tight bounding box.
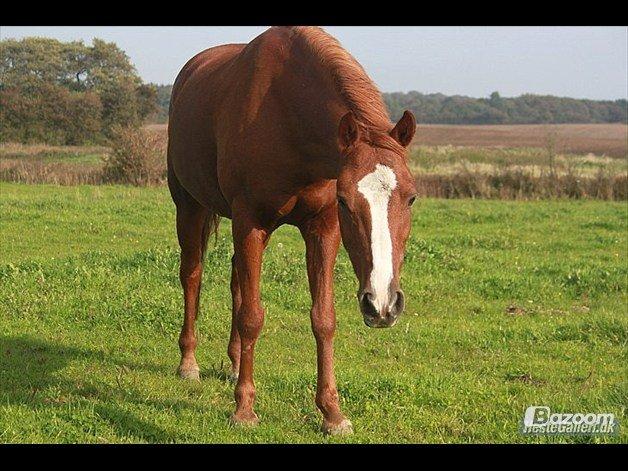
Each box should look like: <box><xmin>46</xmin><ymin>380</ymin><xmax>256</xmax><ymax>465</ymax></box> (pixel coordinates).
<box><xmin>280</xmin><ymin>180</ymin><xmax>337</xmax><ymax>226</ymax></box>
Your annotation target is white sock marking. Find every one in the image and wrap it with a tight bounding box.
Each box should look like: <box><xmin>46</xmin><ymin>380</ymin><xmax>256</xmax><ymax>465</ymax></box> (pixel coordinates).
<box><xmin>357</xmin><ymin>164</ymin><xmax>397</xmax><ymax>313</ymax></box>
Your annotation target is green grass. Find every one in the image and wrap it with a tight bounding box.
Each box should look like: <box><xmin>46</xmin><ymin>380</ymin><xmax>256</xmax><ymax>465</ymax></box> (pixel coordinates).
<box><xmin>1</xmin><ymin>182</ymin><xmax>626</xmax><ymax>443</ymax></box>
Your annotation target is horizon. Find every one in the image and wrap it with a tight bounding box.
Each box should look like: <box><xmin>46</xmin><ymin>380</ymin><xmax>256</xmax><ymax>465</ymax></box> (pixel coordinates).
<box><xmin>1</xmin><ymin>26</ymin><xmax>627</xmax><ymax>101</ymax></box>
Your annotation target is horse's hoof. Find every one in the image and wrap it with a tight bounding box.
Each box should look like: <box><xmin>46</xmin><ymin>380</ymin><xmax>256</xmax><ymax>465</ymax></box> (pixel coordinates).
<box><xmin>322</xmin><ymin>418</ymin><xmax>353</xmax><ymax>436</ymax></box>
<box><xmin>230</xmin><ymin>411</ymin><xmax>259</xmax><ymax>427</ymax></box>
<box><xmin>177</xmin><ymin>366</ymin><xmax>200</xmax><ymax>381</ymax></box>
<box><xmin>228</xmin><ymin>372</ymin><xmax>239</xmax><ymax>383</ymax></box>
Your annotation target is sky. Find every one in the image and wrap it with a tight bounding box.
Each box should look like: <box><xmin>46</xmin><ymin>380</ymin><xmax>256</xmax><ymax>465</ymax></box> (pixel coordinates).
<box><xmin>1</xmin><ymin>26</ymin><xmax>626</xmax><ymax>100</ymax></box>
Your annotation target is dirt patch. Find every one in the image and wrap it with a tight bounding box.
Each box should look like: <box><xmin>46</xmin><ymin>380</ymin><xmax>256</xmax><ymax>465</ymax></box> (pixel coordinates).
<box><xmin>505</xmin><ymin>304</ymin><xmax>527</xmax><ymax>316</ymax></box>
<box><xmin>505</xmin><ymin>372</ymin><xmax>546</xmax><ymax>386</ymax></box>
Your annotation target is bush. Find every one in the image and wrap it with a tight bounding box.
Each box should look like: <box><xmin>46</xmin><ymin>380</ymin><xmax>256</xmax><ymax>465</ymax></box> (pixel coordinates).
<box><xmin>101</xmin><ymin>126</ymin><xmax>166</xmax><ymax>186</ymax></box>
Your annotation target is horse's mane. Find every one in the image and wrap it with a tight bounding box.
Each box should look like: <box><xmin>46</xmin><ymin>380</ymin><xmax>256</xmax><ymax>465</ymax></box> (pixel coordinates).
<box><xmin>289</xmin><ymin>26</ymin><xmax>404</xmax><ymax>154</ymax></box>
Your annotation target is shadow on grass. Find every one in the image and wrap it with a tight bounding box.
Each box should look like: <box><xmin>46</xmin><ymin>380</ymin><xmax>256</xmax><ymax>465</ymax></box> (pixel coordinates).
<box><xmin>0</xmin><ymin>334</ymin><xmax>187</xmax><ymax>443</ymax></box>
<box><xmin>201</xmin><ymin>359</ymin><xmax>236</xmax><ymax>382</ymax></box>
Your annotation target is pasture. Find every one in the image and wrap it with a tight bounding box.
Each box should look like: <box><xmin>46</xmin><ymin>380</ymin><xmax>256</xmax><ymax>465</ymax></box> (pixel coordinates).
<box><xmin>1</xmin><ymin>182</ymin><xmax>626</xmax><ymax>443</ymax></box>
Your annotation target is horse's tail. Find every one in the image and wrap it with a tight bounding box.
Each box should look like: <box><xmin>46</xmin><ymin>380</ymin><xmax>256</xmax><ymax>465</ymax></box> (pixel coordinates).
<box><xmin>200</xmin><ymin>211</ymin><xmax>221</xmax><ymax>258</ymax></box>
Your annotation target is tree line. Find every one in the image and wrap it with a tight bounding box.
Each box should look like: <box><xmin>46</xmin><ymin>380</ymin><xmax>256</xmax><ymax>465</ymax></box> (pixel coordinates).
<box><xmin>385</xmin><ymin>91</ymin><xmax>627</xmax><ymax>125</ymax></box>
<box><xmin>1</xmin><ymin>37</ymin><xmax>626</xmax><ymax>146</ymax></box>
<box><xmin>150</xmin><ymin>86</ymin><xmax>626</xmax><ymax>126</ymax></box>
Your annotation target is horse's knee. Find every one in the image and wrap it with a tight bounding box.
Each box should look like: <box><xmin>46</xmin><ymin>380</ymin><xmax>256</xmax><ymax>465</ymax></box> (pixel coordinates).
<box><xmin>237</xmin><ymin>304</ymin><xmax>264</xmax><ymax>341</ymax></box>
<box><xmin>311</xmin><ymin>308</ymin><xmax>335</xmax><ymax>342</ymax></box>
<box><xmin>179</xmin><ymin>256</ymin><xmax>202</xmax><ymax>283</ymax></box>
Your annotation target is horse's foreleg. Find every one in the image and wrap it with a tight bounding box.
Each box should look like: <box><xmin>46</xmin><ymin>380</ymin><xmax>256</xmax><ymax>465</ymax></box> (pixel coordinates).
<box><xmin>227</xmin><ymin>254</ymin><xmax>242</xmax><ymax>381</ymax></box>
<box><xmin>175</xmin><ymin>204</ymin><xmax>210</xmax><ymax>381</ymax></box>
<box><xmin>230</xmin><ymin>205</ymin><xmax>269</xmax><ymax>426</ymax></box>
<box><xmin>301</xmin><ymin>209</ymin><xmax>353</xmax><ymax>435</ymax></box>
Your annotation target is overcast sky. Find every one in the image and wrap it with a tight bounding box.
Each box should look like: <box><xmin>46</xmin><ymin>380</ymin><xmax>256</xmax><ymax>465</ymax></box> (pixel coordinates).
<box><xmin>2</xmin><ymin>26</ymin><xmax>626</xmax><ymax>100</ymax></box>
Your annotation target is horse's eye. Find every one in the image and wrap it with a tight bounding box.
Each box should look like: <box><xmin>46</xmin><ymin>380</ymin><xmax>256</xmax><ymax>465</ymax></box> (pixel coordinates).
<box><xmin>408</xmin><ymin>195</ymin><xmax>417</xmax><ymax>207</ymax></box>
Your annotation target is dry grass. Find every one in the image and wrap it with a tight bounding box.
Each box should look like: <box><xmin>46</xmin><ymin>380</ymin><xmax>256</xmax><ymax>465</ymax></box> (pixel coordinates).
<box><xmin>406</xmin><ymin>125</ymin><xmax>628</xmax><ymax>200</ymax></box>
<box><xmin>415</xmin><ymin>169</ymin><xmax>627</xmax><ymax>200</ymax></box>
<box><xmin>410</xmin><ymin>146</ymin><xmax>627</xmax><ymax>176</ymax></box>
<box><xmin>142</xmin><ymin>123</ymin><xmax>168</xmax><ymax>133</ymax></box>
<box><xmin>0</xmin><ymin>161</ymin><xmax>103</xmax><ymax>185</ymax></box>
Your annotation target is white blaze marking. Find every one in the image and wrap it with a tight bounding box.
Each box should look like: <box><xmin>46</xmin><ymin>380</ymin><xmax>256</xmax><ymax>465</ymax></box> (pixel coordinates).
<box><xmin>357</xmin><ymin>164</ymin><xmax>397</xmax><ymax>313</ymax></box>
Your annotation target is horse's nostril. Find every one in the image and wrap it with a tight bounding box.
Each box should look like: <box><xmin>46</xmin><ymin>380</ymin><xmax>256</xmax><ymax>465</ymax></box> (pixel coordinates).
<box><xmin>359</xmin><ymin>290</ymin><xmax>378</xmax><ymax>317</ymax></box>
<box><xmin>392</xmin><ymin>290</ymin><xmax>405</xmax><ymax>315</ymax></box>
<box><xmin>389</xmin><ymin>290</ymin><xmax>399</xmax><ymax>307</ymax></box>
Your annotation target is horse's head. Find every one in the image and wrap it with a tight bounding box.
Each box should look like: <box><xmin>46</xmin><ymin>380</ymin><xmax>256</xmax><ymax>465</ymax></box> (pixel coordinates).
<box><xmin>336</xmin><ymin>110</ymin><xmax>417</xmax><ymax>328</ymax></box>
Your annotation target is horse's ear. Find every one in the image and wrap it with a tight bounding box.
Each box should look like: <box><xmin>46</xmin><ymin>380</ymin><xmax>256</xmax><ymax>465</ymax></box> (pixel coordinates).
<box><xmin>338</xmin><ymin>111</ymin><xmax>360</xmax><ymax>149</ymax></box>
<box><xmin>390</xmin><ymin>110</ymin><xmax>416</xmax><ymax>147</ymax></box>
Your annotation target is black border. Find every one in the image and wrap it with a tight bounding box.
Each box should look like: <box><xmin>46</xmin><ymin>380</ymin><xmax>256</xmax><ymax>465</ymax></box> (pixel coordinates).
<box><xmin>2</xmin><ymin>14</ymin><xmax>625</xmax><ymax>453</ymax></box>
<box><xmin>3</xmin><ymin>4</ymin><xmax>627</xmax><ymax>26</ymax></box>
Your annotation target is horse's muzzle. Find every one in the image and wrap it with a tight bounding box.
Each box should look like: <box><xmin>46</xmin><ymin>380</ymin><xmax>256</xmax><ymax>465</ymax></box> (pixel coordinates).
<box><xmin>359</xmin><ymin>289</ymin><xmax>405</xmax><ymax>328</ymax></box>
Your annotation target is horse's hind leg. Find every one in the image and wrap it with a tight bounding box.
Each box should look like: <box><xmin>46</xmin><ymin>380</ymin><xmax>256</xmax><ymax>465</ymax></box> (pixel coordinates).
<box><xmin>170</xmin><ymin>176</ymin><xmax>211</xmax><ymax>380</ymax></box>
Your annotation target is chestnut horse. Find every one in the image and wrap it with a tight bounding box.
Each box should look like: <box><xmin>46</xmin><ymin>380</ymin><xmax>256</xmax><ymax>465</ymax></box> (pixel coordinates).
<box><xmin>167</xmin><ymin>26</ymin><xmax>417</xmax><ymax>435</ymax></box>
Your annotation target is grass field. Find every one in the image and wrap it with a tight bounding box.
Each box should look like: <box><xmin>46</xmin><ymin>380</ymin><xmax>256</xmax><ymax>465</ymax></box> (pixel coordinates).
<box><xmin>1</xmin><ymin>182</ymin><xmax>626</xmax><ymax>443</ymax></box>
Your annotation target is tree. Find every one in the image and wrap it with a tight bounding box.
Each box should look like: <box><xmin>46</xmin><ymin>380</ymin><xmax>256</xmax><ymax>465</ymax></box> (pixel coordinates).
<box><xmin>0</xmin><ymin>37</ymin><xmax>158</xmax><ymax>144</ymax></box>
<box><xmin>489</xmin><ymin>91</ymin><xmax>503</xmax><ymax>108</ymax></box>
